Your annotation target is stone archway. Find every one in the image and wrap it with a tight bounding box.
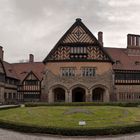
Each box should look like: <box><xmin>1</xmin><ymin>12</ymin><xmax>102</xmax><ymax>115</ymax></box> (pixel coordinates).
<box><xmin>92</xmin><ymin>87</ymin><xmax>104</xmax><ymax>102</ymax></box>
<box><xmin>53</xmin><ymin>87</ymin><xmax>65</xmax><ymax>102</ymax></box>
<box><xmin>72</xmin><ymin>87</ymin><xmax>85</xmax><ymax>102</ymax></box>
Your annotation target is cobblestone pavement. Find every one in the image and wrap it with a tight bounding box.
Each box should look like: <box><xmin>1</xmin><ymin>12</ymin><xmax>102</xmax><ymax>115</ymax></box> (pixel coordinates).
<box><xmin>0</xmin><ymin>128</ymin><xmax>140</xmax><ymax>140</ymax></box>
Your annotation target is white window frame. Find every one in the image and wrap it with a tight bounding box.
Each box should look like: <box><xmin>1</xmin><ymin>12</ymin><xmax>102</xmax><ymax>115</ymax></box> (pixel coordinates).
<box><xmin>61</xmin><ymin>67</ymin><xmax>76</xmax><ymax>77</ymax></box>
<box><xmin>81</xmin><ymin>67</ymin><xmax>96</xmax><ymax>77</ymax></box>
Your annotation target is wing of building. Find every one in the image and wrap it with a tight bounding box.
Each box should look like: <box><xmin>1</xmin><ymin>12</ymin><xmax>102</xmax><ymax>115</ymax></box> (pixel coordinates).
<box><xmin>0</xmin><ymin>19</ymin><xmax>140</xmax><ymax>103</ymax></box>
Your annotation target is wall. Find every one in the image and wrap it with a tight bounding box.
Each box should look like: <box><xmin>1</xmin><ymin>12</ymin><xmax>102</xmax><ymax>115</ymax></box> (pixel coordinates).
<box><xmin>115</xmin><ymin>85</ymin><xmax>140</xmax><ymax>102</ymax></box>
<box><xmin>42</xmin><ymin>61</ymin><xmax>113</xmax><ymax>103</ymax></box>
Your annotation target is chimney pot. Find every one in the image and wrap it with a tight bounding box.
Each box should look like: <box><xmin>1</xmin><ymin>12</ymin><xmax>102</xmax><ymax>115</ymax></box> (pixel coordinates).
<box><xmin>98</xmin><ymin>31</ymin><xmax>103</xmax><ymax>46</ymax></box>
<box><xmin>29</xmin><ymin>54</ymin><xmax>34</xmax><ymax>63</ymax></box>
<box><xmin>76</xmin><ymin>18</ymin><xmax>82</xmax><ymax>22</ymax></box>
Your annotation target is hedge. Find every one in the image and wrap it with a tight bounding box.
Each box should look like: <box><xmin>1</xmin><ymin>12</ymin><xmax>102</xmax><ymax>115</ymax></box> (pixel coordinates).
<box><xmin>0</xmin><ymin>119</ymin><xmax>140</xmax><ymax>136</ymax></box>
<box><xmin>25</xmin><ymin>102</ymin><xmax>140</xmax><ymax>107</ymax></box>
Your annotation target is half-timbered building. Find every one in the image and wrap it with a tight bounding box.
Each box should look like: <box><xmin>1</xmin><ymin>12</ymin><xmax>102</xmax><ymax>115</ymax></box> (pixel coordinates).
<box><xmin>12</xmin><ymin>55</ymin><xmax>44</xmax><ymax>102</ymax></box>
<box><xmin>0</xmin><ymin>51</ymin><xmax>44</xmax><ymax>103</ymax></box>
<box><xmin>0</xmin><ymin>18</ymin><xmax>140</xmax><ymax>103</ymax></box>
<box><xmin>42</xmin><ymin>18</ymin><xmax>114</xmax><ymax>103</ymax></box>
<box><xmin>42</xmin><ymin>18</ymin><xmax>140</xmax><ymax>103</ymax></box>
<box><xmin>107</xmin><ymin>34</ymin><xmax>140</xmax><ymax>102</ymax></box>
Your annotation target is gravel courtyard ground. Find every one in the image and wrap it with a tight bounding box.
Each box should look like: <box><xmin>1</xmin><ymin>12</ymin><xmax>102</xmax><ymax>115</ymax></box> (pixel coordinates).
<box><xmin>0</xmin><ymin>128</ymin><xmax>140</xmax><ymax>140</ymax></box>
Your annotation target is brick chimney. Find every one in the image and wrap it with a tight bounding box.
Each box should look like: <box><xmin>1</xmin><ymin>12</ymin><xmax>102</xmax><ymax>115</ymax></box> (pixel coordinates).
<box><xmin>98</xmin><ymin>31</ymin><xmax>103</xmax><ymax>46</ymax></box>
<box><xmin>29</xmin><ymin>54</ymin><xmax>34</xmax><ymax>63</ymax></box>
<box><xmin>127</xmin><ymin>34</ymin><xmax>140</xmax><ymax>55</ymax></box>
<box><xmin>0</xmin><ymin>46</ymin><xmax>4</xmax><ymax>60</ymax></box>
<box><xmin>127</xmin><ymin>34</ymin><xmax>140</xmax><ymax>48</ymax></box>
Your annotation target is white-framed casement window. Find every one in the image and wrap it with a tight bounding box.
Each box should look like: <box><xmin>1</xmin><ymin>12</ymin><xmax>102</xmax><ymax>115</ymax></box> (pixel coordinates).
<box><xmin>81</xmin><ymin>67</ymin><xmax>96</xmax><ymax>77</ymax></box>
<box><xmin>61</xmin><ymin>67</ymin><xmax>76</xmax><ymax>76</ymax></box>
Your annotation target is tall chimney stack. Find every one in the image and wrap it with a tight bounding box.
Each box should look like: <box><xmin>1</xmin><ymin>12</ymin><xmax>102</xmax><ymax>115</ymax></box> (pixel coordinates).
<box><xmin>127</xmin><ymin>34</ymin><xmax>140</xmax><ymax>48</ymax></box>
<box><xmin>0</xmin><ymin>46</ymin><xmax>4</xmax><ymax>60</ymax></box>
<box><xmin>98</xmin><ymin>31</ymin><xmax>103</xmax><ymax>46</ymax></box>
<box><xmin>29</xmin><ymin>54</ymin><xmax>34</xmax><ymax>63</ymax></box>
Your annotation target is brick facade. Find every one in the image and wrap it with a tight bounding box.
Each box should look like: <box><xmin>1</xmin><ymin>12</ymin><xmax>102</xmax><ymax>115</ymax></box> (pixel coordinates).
<box><xmin>1</xmin><ymin>19</ymin><xmax>140</xmax><ymax>103</ymax></box>
<box><xmin>42</xmin><ymin>62</ymin><xmax>113</xmax><ymax>103</ymax></box>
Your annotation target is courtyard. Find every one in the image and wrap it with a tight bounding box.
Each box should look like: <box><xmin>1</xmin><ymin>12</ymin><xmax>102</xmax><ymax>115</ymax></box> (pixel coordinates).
<box><xmin>0</xmin><ymin>105</ymin><xmax>140</xmax><ymax>136</ymax></box>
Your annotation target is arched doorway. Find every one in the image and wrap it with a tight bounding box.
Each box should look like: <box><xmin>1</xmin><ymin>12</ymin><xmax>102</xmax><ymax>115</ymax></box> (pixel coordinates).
<box><xmin>53</xmin><ymin>88</ymin><xmax>65</xmax><ymax>102</ymax></box>
<box><xmin>92</xmin><ymin>87</ymin><xmax>104</xmax><ymax>102</ymax></box>
<box><xmin>72</xmin><ymin>87</ymin><xmax>85</xmax><ymax>102</ymax></box>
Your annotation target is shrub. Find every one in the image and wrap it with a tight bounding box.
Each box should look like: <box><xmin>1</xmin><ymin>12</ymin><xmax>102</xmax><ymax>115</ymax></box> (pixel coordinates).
<box><xmin>0</xmin><ymin>119</ymin><xmax>140</xmax><ymax>136</ymax></box>
<box><xmin>25</xmin><ymin>102</ymin><xmax>140</xmax><ymax>107</ymax></box>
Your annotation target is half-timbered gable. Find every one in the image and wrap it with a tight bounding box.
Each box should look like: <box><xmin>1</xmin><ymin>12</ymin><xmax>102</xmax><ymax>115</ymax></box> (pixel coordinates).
<box><xmin>12</xmin><ymin>59</ymin><xmax>44</xmax><ymax>102</ymax></box>
<box><xmin>18</xmin><ymin>71</ymin><xmax>41</xmax><ymax>101</ymax></box>
<box><xmin>3</xmin><ymin>18</ymin><xmax>140</xmax><ymax>103</ymax></box>
<box><xmin>43</xmin><ymin>18</ymin><xmax>113</xmax><ymax>63</ymax></box>
<box><xmin>42</xmin><ymin>19</ymin><xmax>113</xmax><ymax>103</ymax></box>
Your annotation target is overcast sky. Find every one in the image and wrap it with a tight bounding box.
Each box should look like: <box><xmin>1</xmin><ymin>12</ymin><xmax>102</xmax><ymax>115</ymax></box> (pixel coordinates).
<box><xmin>0</xmin><ymin>0</ymin><xmax>140</xmax><ymax>63</ymax></box>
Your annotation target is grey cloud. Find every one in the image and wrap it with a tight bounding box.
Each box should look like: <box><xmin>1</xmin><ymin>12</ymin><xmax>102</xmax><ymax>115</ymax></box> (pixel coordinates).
<box><xmin>0</xmin><ymin>0</ymin><xmax>139</xmax><ymax>62</ymax></box>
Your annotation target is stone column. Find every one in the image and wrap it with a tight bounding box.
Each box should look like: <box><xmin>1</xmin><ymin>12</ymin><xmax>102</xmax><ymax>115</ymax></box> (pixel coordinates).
<box><xmin>48</xmin><ymin>90</ymin><xmax>54</xmax><ymax>103</ymax></box>
<box><xmin>103</xmin><ymin>89</ymin><xmax>110</xmax><ymax>102</ymax></box>
<box><xmin>86</xmin><ymin>89</ymin><xmax>92</xmax><ymax>102</ymax></box>
<box><xmin>65</xmin><ymin>90</ymin><xmax>69</xmax><ymax>103</ymax></box>
<box><xmin>0</xmin><ymin>87</ymin><xmax>5</xmax><ymax>103</ymax></box>
<box><xmin>68</xmin><ymin>90</ymin><xmax>72</xmax><ymax>103</ymax></box>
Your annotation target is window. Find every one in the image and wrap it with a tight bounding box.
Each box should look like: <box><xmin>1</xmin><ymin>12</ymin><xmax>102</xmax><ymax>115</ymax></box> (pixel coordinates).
<box><xmin>61</xmin><ymin>67</ymin><xmax>75</xmax><ymax>76</ymax></box>
<box><xmin>115</xmin><ymin>71</ymin><xmax>140</xmax><ymax>84</ymax></box>
<box><xmin>115</xmin><ymin>72</ymin><xmax>140</xmax><ymax>80</ymax></box>
<box><xmin>0</xmin><ymin>73</ymin><xmax>5</xmax><ymax>82</ymax></box>
<box><xmin>13</xmin><ymin>93</ymin><xmax>16</xmax><ymax>99</ymax></box>
<box><xmin>70</xmin><ymin>46</ymin><xmax>87</xmax><ymax>59</ymax></box>
<box><xmin>81</xmin><ymin>67</ymin><xmax>96</xmax><ymax>77</ymax></box>
<box><xmin>25</xmin><ymin>80</ymin><xmax>38</xmax><ymax>85</ymax></box>
<box><xmin>70</xmin><ymin>46</ymin><xmax>87</xmax><ymax>54</ymax></box>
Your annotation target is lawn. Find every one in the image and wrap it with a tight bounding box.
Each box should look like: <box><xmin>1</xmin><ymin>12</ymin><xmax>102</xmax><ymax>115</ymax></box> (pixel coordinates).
<box><xmin>0</xmin><ymin>106</ymin><xmax>140</xmax><ymax>129</ymax></box>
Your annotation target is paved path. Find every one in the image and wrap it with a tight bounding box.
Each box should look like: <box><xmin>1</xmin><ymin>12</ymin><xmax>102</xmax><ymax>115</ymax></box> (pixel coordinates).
<box><xmin>0</xmin><ymin>105</ymin><xmax>19</xmax><ymax>109</ymax></box>
<box><xmin>0</xmin><ymin>128</ymin><xmax>140</xmax><ymax>140</ymax></box>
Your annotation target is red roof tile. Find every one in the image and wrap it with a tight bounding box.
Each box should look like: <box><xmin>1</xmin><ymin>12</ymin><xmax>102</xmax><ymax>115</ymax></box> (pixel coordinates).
<box><xmin>12</xmin><ymin>62</ymin><xmax>45</xmax><ymax>81</ymax></box>
<box><xmin>106</xmin><ymin>47</ymin><xmax>140</xmax><ymax>70</ymax></box>
<box><xmin>3</xmin><ymin>61</ymin><xmax>19</xmax><ymax>79</ymax></box>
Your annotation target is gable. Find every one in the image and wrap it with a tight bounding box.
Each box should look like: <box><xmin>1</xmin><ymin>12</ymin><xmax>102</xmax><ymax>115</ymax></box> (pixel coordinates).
<box><xmin>62</xmin><ymin>23</ymin><xmax>94</xmax><ymax>44</ymax></box>
<box><xmin>23</xmin><ymin>71</ymin><xmax>39</xmax><ymax>82</ymax></box>
<box><xmin>43</xmin><ymin>19</ymin><xmax>113</xmax><ymax>63</ymax></box>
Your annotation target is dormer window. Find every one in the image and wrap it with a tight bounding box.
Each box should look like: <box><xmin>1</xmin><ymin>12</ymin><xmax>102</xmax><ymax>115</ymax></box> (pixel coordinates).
<box><xmin>8</xmin><ymin>69</ymin><xmax>12</xmax><ymax>72</ymax></box>
<box><xmin>115</xmin><ymin>60</ymin><xmax>121</xmax><ymax>64</ymax></box>
<box><xmin>20</xmin><ymin>71</ymin><xmax>27</xmax><ymax>74</ymax></box>
<box><xmin>135</xmin><ymin>61</ymin><xmax>140</xmax><ymax>65</ymax></box>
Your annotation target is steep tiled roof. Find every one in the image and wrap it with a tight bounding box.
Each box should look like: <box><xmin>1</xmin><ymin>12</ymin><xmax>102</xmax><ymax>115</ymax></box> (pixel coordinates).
<box><xmin>106</xmin><ymin>47</ymin><xmax>140</xmax><ymax>70</ymax></box>
<box><xmin>2</xmin><ymin>61</ymin><xmax>19</xmax><ymax>79</ymax></box>
<box><xmin>12</xmin><ymin>62</ymin><xmax>45</xmax><ymax>81</ymax></box>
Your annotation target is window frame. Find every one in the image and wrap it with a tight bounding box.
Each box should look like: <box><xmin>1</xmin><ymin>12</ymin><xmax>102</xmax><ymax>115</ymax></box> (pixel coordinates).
<box><xmin>81</xmin><ymin>67</ymin><xmax>96</xmax><ymax>77</ymax></box>
<box><xmin>60</xmin><ymin>67</ymin><xmax>76</xmax><ymax>77</ymax></box>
